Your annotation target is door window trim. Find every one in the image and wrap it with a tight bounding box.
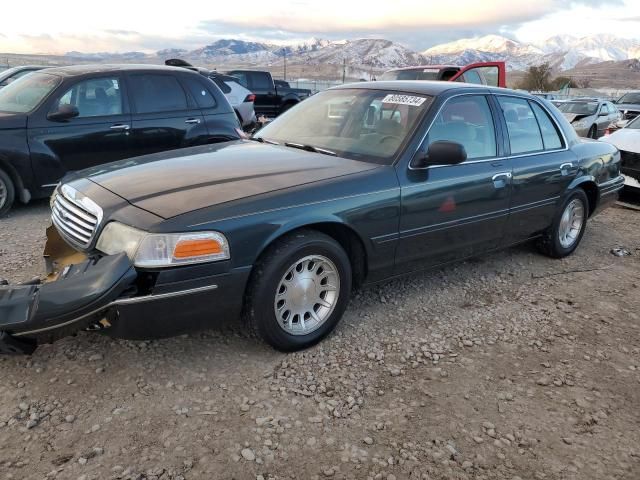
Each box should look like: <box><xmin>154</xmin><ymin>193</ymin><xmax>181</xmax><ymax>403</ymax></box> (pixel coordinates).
<box><xmin>409</xmin><ymin>92</ymin><xmax>570</xmax><ymax>171</ymax></box>
<box><xmin>126</xmin><ymin>73</ymin><xmax>194</xmax><ymax>115</ymax></box>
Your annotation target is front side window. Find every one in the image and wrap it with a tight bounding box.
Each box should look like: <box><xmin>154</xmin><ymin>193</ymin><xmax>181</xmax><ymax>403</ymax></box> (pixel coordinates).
<box><xmin>426</xmin><ymin>95</ymin><xmax>497</xmax><ymax>160</ymax></box>
<box><xmin>129</xmin><ymin>74</ymin><xmax>188</xmax><ymax>113</ymax></box>
<box><xmin>256</xmin><ymin>88</ymin><xmax>431</xmax><ymax>164</ymax></box>
<box><xmin>498</xmin><ymin>96</ymin><xmax>544</xmax><ymax>154</ymax></box>
<box><xmin>0</xmin><ymin>72</ymin><xmax>60</xmax><ymax>113</ymax></box>
<box><xmin>53</xmin><ymin>77</ymin><xmax>122</xmax><ymax>117</ymax></box>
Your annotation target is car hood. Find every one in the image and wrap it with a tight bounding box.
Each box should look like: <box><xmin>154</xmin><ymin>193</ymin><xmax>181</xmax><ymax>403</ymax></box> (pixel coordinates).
<box><xmin>84</xmin><ymin>140</ymin><xmax>379</xmax><ymax>219</ymax></box>
<box><xmin>562</xmin><ymin>112</ymin><xmax>593</xmax><ymax>123</ymax></box>
<box><xmin>600</xmin><ymin>129</ymin><xmax>640</xmax><ymax>154</ymax></box>
<box><xmin>0</xmin><ymin>111</ymin><xmax>27</xmax><ymax>129</ymax></box>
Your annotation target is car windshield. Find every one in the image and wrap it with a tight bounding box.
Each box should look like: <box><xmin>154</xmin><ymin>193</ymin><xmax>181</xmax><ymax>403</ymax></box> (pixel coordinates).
<box><xmin>255</xmin><ymin>88</ymin><xmax>432</xmax><ymax>164</ymax></box>
<box><xmin>380</xmin><ymin>69</ymin><xmax>440</xmax><ymax>81</ymax></box>
<box><xmin>557</xmin><ymin>102</ymin><xmax>598</xmax><ymax>115</ymax></box>
<box><xmin>616</xmin><ymin>92</ymin><xmax>640</xmax><ymax>104</ymax></box>
<box><xmin>0</xmin><ymin>72</ymin><xmax>60</xmax><ymax>113</ymax></box>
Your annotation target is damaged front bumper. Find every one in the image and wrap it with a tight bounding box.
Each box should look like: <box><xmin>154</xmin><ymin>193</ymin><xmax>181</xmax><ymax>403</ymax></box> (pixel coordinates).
<box><xmin>0</xmin><ymin>227</ymin><xmax>250</xmax><ymax>354</ymax></box>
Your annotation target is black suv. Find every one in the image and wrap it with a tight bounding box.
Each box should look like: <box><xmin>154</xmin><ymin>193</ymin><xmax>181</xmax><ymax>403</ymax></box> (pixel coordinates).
<box><xmin>0</xmin><ymin>65</ymin><xmax>242</xmax><ymax>215</ymax></box>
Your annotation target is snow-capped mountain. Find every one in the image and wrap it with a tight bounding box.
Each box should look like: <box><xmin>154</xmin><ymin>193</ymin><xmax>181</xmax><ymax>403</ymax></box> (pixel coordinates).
<box><xmin>423</xmin><ymin>34</ymin><xmax>640</xmax><ymax>70</ymax></box>
<box><xmin>62</xmin><ymin>34</ymin><xmax>640</xmax><ymax>73</ymax></box>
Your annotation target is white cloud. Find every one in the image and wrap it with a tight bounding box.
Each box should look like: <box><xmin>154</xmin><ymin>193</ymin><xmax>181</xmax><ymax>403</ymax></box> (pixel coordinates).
<box><xmin>0</xmin><ymin>0</ymin><xmax>636</xmax><ymax>53</ymax></box>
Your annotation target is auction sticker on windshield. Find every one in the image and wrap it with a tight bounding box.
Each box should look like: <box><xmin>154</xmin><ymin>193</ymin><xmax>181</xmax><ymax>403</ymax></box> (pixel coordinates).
<box><xmin>382</xmin><ymin>94</ymin><xmax>426</xmax><ymax>107</ymax></box>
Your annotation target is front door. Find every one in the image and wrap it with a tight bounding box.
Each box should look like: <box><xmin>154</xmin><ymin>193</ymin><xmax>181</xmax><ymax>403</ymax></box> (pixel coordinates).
<box><xmin>496</xmin><ymin>95</ymin><xmax>578</xmax><ymax>244</ymax></box>
<box><xmin>126</xmin><ymin>73</ymin><xmax>208</xmax><ymax>158</ymax></box>
<box><xmin>395</xmin><ymin>94</ymin><xmax>512</xmax><ymax>273</ymax></box>
<box><xmin>30</xmin><ymin>75</ymin><xmax>131</xmax><ymax>188</ymax></box>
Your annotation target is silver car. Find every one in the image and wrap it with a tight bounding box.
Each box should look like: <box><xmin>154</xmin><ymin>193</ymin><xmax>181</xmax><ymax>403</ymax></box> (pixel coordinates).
<box><xmin>208</xmin><ymin>73</ymin><xmax>257</xmax><ymax>129</ymax></box>
<box><xmin>557</xmin><ymin>99</ymin><xmax>621</xmax><ymax>139</ymax></box>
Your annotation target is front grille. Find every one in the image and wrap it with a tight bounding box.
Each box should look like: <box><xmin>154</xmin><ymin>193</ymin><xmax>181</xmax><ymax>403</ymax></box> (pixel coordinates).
<box><xmin>51</xmin><ymin>185</ymin><xmax>103</xmax><ymax>249</ymax></box>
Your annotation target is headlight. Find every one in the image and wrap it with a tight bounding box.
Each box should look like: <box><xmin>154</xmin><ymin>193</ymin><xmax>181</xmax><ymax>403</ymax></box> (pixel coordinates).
<box><xmin>96</xmin><ymin>222</ymin><xmax>230</xmax><ymax>268</ymax></box>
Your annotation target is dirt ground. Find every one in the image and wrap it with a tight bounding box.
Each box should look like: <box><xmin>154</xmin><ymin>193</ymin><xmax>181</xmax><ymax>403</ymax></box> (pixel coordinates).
<box><xmin>0</xmin><ymin>200</ymin><xmax>639</xmax><ymax>480</ymax></box>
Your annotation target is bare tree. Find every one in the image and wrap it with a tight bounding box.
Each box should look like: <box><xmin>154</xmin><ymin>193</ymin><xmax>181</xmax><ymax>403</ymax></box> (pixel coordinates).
<box><xmin>518</xmin><ymin>63</ymin><xmax>553</xmax><ymax>92</ymax></box>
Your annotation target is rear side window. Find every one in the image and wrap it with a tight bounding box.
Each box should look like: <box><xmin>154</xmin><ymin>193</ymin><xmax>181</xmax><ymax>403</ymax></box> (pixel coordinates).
<box><xmin>129</xmin><ymin>74</ymin><xmax>188</xmax><ymax>113</ymax></box>
<box><xmin>498</xmin><ymin>97</ymin><xmax>543</xmax><ymax>154</ymax></box>
<box><xmin>530</xmin><ymin>102</ymin><xmax>563</xmax><ymax>150</ymax></box>
<box><xmin>250</xmin><ymin>72</ymin><xmax>272</xmax><ymax>90</ymax></box>
<box><xmin>209</xmin><ymin>76</ymin><xmax>231</xmax><ymax>94</ymax></box>
<box><xmin>426</xmin><ymin>95</ymin><xmax>497</xmax><ymax>160</ymax></box>
<box><xmin>182</xmin><ymin>76</ymin><xmax>217</xmax><ymax>109</ymax></box>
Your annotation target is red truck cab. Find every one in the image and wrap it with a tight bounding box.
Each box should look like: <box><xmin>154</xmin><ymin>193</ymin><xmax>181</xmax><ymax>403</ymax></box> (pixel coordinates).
<box><xmin>380</xmin><ymin>62</ymin><xmax>506</xmax><ymax>88</ymax></box>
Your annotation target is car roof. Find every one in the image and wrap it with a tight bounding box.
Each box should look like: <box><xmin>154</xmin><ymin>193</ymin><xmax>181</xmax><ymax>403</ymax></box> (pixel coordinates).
<box><xmin>40</xmin><ymin>64</ymin><xmax>195</xmax><ymax>77</ymax></box>
<box><xmin>332</xmin><ymin>80</ymin><xmax>518</xmax><ymax>97</ymax></box>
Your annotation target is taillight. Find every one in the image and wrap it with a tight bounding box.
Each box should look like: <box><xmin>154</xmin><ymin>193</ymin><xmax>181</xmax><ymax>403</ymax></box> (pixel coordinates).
<box><xmin>244</xmin><ymin>94</ymin><xmax>256</xmax><ymax>103</ymax></box>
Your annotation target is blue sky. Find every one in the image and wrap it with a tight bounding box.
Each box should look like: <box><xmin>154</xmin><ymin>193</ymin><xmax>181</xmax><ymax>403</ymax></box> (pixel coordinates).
<box><xmin>1</xmin><ymin>0</ymin><xmax>639</xmax><ymax>54</ymax></box>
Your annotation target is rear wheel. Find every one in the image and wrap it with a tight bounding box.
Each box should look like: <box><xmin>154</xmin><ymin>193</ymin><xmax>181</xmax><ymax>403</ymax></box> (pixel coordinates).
<box><xmin>0</xmin><ymin>169</ymin><xmax>15</xmax><ymax>217</ymax></box>
<box><xmin>588</xmin><ymin>125</ymin><xmax>598</xmax><ymax>139</ymax></box>
<box><xmin>537</xmin><ymin>189</ymin><xmax>589</xmax><ymax>258</ymax></box>
<box><xmin>246</xmin><ymin>230</ymin><xmax>352</xmax><ymax>351</ymax></box>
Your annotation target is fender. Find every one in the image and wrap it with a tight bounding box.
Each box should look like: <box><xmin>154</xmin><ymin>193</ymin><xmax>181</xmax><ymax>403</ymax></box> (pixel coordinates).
<box><xmin>254</xmin><ymin>213</ymin><xmax>371</xmax><ymax>265</ymax></box>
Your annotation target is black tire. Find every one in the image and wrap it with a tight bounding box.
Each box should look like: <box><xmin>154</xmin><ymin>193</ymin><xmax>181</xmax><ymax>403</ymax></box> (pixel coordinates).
<box><xmin>0</xmin><ymin>168</ymin><xmax>15</xmax><ymax>217</ymax></box>
<box><xmin>588</xmin><ymin>125</ymin><xmax>597</xmax><ymax>139</ymax></box>
<box><xmin>245</xmin><ymin>229</ymin><xmax>352</xmax><ymax>351</ymax></box>
<box><xmin>537</xmin><ymin>189</ymin><xmax>589</xmax><ymax>258</ymax></box>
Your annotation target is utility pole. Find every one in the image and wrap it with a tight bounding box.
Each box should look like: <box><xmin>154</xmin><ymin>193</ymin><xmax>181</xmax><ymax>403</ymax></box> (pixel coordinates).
<box><xmin>283</xmin><ymin>49</ymin><xmax>287</xmax><ymax>81</ymax></box>
<box><xmin>342</xmin><ymin>58</ymin><xmax>346</xmax><ymax>83</ymax></box>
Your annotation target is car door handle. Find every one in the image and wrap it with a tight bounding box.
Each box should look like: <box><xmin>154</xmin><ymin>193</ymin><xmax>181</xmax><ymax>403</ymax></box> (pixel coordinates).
<box><xmin>492</xmin><ymin>172</ymin><xmax>512</xmax><ymax>189</ymax></box>
<box><xmin>110</xmin><ymin>124</ymin><xmax>130</xmax><ymax>130</ymax></box>
<box><xmin>560</xmin><ymin>163</ymin><xmax>574</xmax><ymax>175</ymax></box>
<box><xmin>185</xmin><ymin>118</ymin><xmax>201</xmax><ymax>124</ymax></box>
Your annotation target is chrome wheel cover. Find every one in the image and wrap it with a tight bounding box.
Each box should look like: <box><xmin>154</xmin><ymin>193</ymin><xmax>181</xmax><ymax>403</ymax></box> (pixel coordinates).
<box><xmin>274</xmin><ymin>255</ymin><xmax>340</xmax><ymax>335</ymax></box>
<box><xmin>558</xmin><ymin>198</ymin><xmax>585</xmax><ymax>248</ymax></box>
<box><xmin>0</xmin><ymin>176</ymin><xmax>7</xmax><ymax>211</ymax></box>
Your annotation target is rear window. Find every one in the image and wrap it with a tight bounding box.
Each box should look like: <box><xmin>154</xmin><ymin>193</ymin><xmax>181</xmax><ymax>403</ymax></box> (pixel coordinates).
<box><xmin>129</xmin><ymin>74</ymin><xmax>188</xmax><ymax>113</ymax></box>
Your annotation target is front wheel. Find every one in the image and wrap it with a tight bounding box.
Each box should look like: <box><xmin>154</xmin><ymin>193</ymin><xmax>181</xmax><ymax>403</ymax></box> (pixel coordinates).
<box><xmin>246</xmin><ymin>230</ymin><xmax>352</xmax><ymax>351</ymax></box>
<box><xmin>588</xmin><ymin>125</ymin><xmax>598</xmax><ymax>139</ymax></box>
<box><xmin>0</xmin><ymin>169</ymin><xmax>16</xmax><ymax>217</ymax></box>
<box><xmin>537</xmin><ymin>189</ymin><xmax>589</xmax><ymax>258</ymax></box>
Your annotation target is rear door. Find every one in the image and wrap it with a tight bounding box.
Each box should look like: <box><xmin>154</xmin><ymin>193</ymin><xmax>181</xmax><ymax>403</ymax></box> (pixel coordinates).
<box><xmin>450</xmin><ymin>62</ymin><xmax>507</xmax><ymax>88</ymax></box>
<box><xmin>30</xmin><ymin>75</ymin><xmax>132</xmax><ymax>188</ymax></box>
<box><xmin>245</xmin><ymin>71</ymin><xmax>279</xmax><ymax>117</ymax></box>
<box><xmin>126</xmin><ymin>72</ymin><xmax>208</xmax><ymax>158</ymax></box>
<box><xmin>496</xmin><ymin>95</ymin><xmax>577</xmax><ymax>244</ymax></box>
<box><xmin>395</xmin><ymin>93</ymin><xmax>513</xmax><ymax>273</ymax></box>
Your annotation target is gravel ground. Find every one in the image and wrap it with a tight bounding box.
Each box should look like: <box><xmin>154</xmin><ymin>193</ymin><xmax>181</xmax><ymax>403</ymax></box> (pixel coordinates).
<box><xmin>0</xmin><ymin>201</ymin><xmax>639</xmax><ymax>480</ymax></box>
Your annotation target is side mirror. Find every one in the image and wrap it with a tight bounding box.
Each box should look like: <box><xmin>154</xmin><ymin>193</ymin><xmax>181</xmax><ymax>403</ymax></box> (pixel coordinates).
<box><xmin>47</xmin><ymin>104</ymin><xmax>79</xmax><ymax>122</ymax></box>
<box><xmin>412</xmin><ymin>141</ymin><xmax>467</xmax><ymax>169</ymax></box>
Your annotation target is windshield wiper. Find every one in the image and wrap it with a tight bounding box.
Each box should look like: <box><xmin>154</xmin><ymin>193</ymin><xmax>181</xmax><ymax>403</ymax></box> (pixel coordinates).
<box><xmin>249</xmin><ymin>137</ymin><xmax>279</xmax><ymax>145</ymax></box>
<box><xmin>284</xmin><ymin>142</ymin><xmax>337</xmax><ymax>156</ymax></box>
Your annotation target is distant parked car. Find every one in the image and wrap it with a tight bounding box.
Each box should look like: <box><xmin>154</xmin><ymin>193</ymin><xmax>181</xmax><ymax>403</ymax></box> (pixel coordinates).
<box><xmin>226</xmin><ymin>70</ymin><xmax>312</xmax><ymax>118</ymax></box>
<box><xmin>0</xmin><ymin>64</ymin><xmax>241</xmax><ymax>216</ymax></box>
<box><xmin>0</xmin><ymin>66</ymin><xmax>45</xmax><ymax>88</ymax></box>
<box><xmin>164</xmin><ymin>59</ymin><xmax>257</xmax><ymax>129</ymax></box>
<box><xmin>613</xmin><ymin>91</ymin><xmax>640</xmax><ymax>124</ymax></box>
<box><xmin>380</xmin><ymin>62</ymin><xmax>506</xmax><ymax>87</ymax></box>
<box><xmin>556</xmin><ymin>99</ymin><xmax>621</xmax><ymax>138</ymax></box>
<box><xmin>600</xmin><ymin>115</ymin><xmax>640</xmax><ymax>191</ymax></box>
